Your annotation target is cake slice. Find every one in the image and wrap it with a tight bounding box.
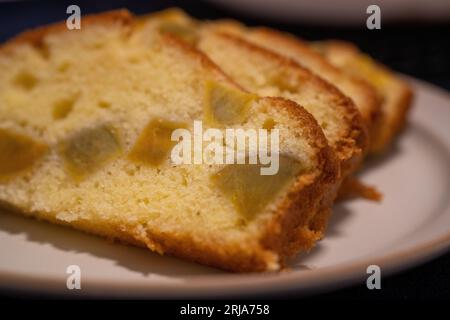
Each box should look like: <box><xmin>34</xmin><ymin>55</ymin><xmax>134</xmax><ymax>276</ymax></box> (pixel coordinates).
<box><xmin>0</xmin><ymin>10</ymin><xmax>339</xmax><ymax>272</ymax></box>
<box><xmin>313</xmin><ymin>40</ymin><xmax>414</xmax><ymax>154</ymax></box>
<box><xmin>140</xmin><ymin>8</ymin><xmax>369</xmax><ymax>229</ymax></box>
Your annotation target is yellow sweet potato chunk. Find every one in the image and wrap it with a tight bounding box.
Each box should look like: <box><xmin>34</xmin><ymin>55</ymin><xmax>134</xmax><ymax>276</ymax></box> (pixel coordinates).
<box><xmin>52</xmin><ymin>97</ymin><xmax>76</xmax><ymax>120</ymax></box>
<box><xmin>0</xmin><ymin>128</ymin><xmax>48</xmax><ymax>180</ymax></box>
<box><xmin>13</xmin><ymin>71</ymin><xmax>38</xmax><ymax>90</ymax></box>
<box><xmin>128</xmin><ymin>118</ymin><xmax>186</xmax><ymax>166</ymax></box>
<box><xmin>59</xmin><ymin>125</ymin><xmax>121</xmax><ymax>180</ymax></box>
<box><xmin>211</xmin><ymin>155</ymin><xmax>304</xmax><ymax>219</ymax></box>
<box><xmin>204</xmin><ymin>81</ymin><xmax>256</xmax><ymax>126</ymax></box>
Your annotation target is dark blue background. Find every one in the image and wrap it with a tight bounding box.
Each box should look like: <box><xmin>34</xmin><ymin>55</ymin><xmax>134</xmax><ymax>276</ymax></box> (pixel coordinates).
<box><xmin>0</xmin><ymin>0</ymin><xmax>449</xmax><ymax>300</ymax></box>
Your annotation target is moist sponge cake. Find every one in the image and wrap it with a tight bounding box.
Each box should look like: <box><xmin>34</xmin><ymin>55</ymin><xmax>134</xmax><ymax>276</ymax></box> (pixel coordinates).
<box><xmin>0</xmin><ymin>10</ymin><xmax>339</xmax><ymax>272</ymax></box>
<box><xmin>313</xmin><ymin>40</ymin><xmax>414</xmax><ymax>154</ymax></box>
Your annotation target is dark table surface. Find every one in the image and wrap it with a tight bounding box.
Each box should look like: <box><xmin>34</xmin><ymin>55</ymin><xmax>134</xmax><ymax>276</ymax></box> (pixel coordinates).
<box><xmin>0</xmin><ymin>0</ymin><xmax>449</xmax><ymax>300</ymax></box>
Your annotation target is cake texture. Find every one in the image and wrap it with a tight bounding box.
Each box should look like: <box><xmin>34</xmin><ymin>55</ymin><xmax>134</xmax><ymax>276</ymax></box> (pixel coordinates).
<box><xmin>0</xmin><ymin>10</ymin><xmax>339</xmax><ymax>272</ymax></box>
<box><xmin>313</xmin><ymin>40</ymin><xmax>414</xmax><ymax>154</ymax></box>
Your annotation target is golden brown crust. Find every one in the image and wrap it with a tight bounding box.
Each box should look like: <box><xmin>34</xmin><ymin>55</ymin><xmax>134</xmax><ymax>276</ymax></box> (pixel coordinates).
<box><xmin>337</xmin><ymin>177</ymin><xmax>382</xmax><ymax>202</ymax></box>
<box><xmin>257</xmin><ymin>97</ymin><xmax>339</xmax><ymax>260</ymax></box>
<box><xmin>246</xmin><ymin>27</ymin><xmax>382</xmax><ymax>142</ymax></box>
<box><xmin>0</xmin><ymin>9</ymin><xmax>134</xmax><ymax>55</ymax></box>
<box><xmin>161</xmin><ymin>34</ymin><xmax>242</xmax><ymax>89</ymax></box>
<box><xmin>315</xmin><ymin>40</ymin><xmax>414</xmax><ymax>154</ymax></box>
<box><xmin>0</xmin><ymin>10</ymin><xmax>339</xmax><ymax>272</ymax></box>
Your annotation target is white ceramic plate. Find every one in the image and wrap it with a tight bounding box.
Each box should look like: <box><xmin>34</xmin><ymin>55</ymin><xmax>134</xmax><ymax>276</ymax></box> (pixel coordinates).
<box><xmin>0</xmin><ymin>77</ymin><xmax>449</xmax><ymax>298</ymax></box>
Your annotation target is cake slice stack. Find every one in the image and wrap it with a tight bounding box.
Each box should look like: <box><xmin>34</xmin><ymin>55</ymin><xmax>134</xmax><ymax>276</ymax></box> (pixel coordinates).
<box><xmin>0</xmin><ymin>10</ymin><xmax>339</xmax><ymax>272</ymax></box>
<box><xmin>0</xmin><ymin>8</ymin><xmax>413</xmax><ymax>272</ymax></box>
<box><xmin>138</xmin><ymin>8</ymin><xmax>369</xmax><ymax>233</ymax></box>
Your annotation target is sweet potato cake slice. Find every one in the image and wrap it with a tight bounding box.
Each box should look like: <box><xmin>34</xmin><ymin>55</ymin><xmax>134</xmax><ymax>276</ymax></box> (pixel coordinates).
<box><xmin>0</xmin><ymin>10</ymin><xmax>338</xmax><ymax>272</ymax></box>
<box><xmin>140</xmin><ymin>8</ymin><xmax>369</xmax><ymax>231</ymax></box>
